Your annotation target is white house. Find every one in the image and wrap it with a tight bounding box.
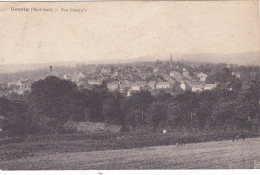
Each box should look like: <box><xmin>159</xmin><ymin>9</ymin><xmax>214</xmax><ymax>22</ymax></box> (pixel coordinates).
<box><xmin>180</xmin><ymin>81</ymin><xmax>186</xmax><ymax>91</ymax></box>
<box><xmin>131</xmin><ymin>81</ymin><xmax>146</xmax><ymax>91</ymax></box>
<box><xmin>204</xmin><ymin>83</ymin><xmax>217</xmax><ymax>91</ymax></box>
<box><xmin>197</xmin><ymin>72</ymin><xmax>207</xmax><ymax>82</ymax></box>
<box><xmin>232</xmin><ymin>71</ymin><xmax>241</xmax><ymax>79</ymax></box>
<box><xmin>88</xmin><ymin>78</ymin><xmax>103</xmax><ymax>85</ymax></box>
<box><xmin>153</xmin><ymin>67</ymin><xmax>159</xmax><ymax>73</ymax></box>
<box><xmin>170</xmin><ymin>71</ymin><xmax>180</xmax><ymax>77</ymax></box>
<box><xmin>184</xmin><ymin>81</ymin><xmax>204</xmax><ymax>92</ymax></box>
<box><xmin>191</xmin><ymin>85</ymin><xmax>204</xmax><ymax>92</ymax></box>
<box><xmin>107</xmin><ymin>81</ymin><xmax>120</xmax><ymax>91</ymax></box>
<box><xmin>156</xmin><ymin>82</ymin><xmax>170</xmax><ymax>89</ymax></box>
<box><xmin>126</xmin><ymin>89</ymin><xmax>138</xmax><ymax>97</ymax></box>
<box><xmin>63</xmin><ymin>74</ymin><xmax>70</xmax><ymax>80</ymax></box>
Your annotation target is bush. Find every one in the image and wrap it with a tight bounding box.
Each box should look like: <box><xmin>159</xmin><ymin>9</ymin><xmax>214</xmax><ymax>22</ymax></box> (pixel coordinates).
<box><xmin>0</xmin><ymin>149</ymin><xmax>33</xmax><ymax>161</ymax></box>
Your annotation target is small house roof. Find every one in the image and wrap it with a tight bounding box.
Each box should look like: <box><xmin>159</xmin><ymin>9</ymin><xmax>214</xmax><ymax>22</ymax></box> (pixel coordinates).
<box><xmin>108</xmin><ymin>81</ymin><xmax>119</xmax><ymax>86</ymax></box>
<box><xmin>197</xmin><ymin>72</ymin><xmax>207</xmax><ymax>77</ymax></box>
<box><xmin>204</xmin><ymin>84</ymin><xmax>216</xmax><ymax>88</ymax></box>
<box><xmin>148</xmin><ymin>81</ymin><xmax>156</xmax><ymax>85</ymax></box>
<box><xmin>157</xmin><ymin>82</ymin><xmax>170</xmax><ymax>86</ymax></box>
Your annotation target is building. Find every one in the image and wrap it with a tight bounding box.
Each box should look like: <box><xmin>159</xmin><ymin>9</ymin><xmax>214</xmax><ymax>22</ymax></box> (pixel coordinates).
<box><xmin>148</xmin><ymin>81</ymin><xmax>157</xmax><ymax>89</ymax></box>
<box><xmin>7</xmin><ymin>81</ymin><xmax>18</xmax><ymax>87</ymax></box>
<box><xmin>182</xmin><ymin>68</ymin><xmax>191</xmax><ymax>79</ymax></box>
<box><xmin>139</xmin><ymin>70</ymin><xmax>152</xmax><ymax>80</ymax></box>
<box><xmin>184</xmin><ymin>81</ymin><xmax>204</xmax><ymax>92</ymax></box>
<box><xmin>191</xmin><ymin>84</ymin><xmax>204</xmax><ymax>92</ymax></box>
<box><xmin>170</xmin><ymin>71</ymin><xmax>183</xmax><ymax>83</ymax></box>
<box><xmin>71</xmin><ymin>71</ymin><xmax>85</xmax><ymax>83</ymax></box>
<box><xmin>180</xmin><ymin>81</ymin><xmax>186</xmax><ymax>91</ymax></box>
<box><xmin>101</xmin><ymin>67</ymin><xmax>111</xmax><ymax>74</ymax></box>
<box><xmin>153</xmin><ymin>67</ymin><xmax>159</xmax><ymax>73</ymax></box>
<box><xmin>15</xmin><ymin>79</ymin><xmax>34</xmax><ymax>95</ymax></box>
<box><xmin>156</xmin><ymin>82</ymin><xmax>170</xmax><ymax>89</ymax></box>
<box><xmin>17</xmin><ymin>87</ymin><xmax>30</xmax><ymax>95</ymax></box>
<box><xmin>182</xmin><ymin>80</ymin><xmax>216</xmax><ymax>92</ymax></box>
<box><xmin>110</xmin><ymin>71</ymin><xmax>119</xmax><ymax>79</ymax></box>
<box><xmin>170</xmin><ymin>71</ymin><xmax>180</xmax><ymax>77</ymax></box>
<box><xmin>232</xmin><ymin>71</ymin><xmax>241</xmax><ymax>79</ymax></box>
<box><xmin>164</xmin><ymin>77</ymin><xmax>175</xmax><ymax>84</ymax></box>
<box><xmin>63</xmin><ymin>74</ymin><xmax>71</xmax><ymax>80</ymax></box>
<box><xmin>155</xmin><ymin>70</ymin><xmax>167</xmax><ymax>77</ymax></box>
<box><xmin>126</xmin><ymin>89</ymin><xmax>134</xmax><ymax>97</ymax></box>
<box><xmin>197</xmin><ymin>72</ymin><xmax>207</xmax><ymax>82</ymax></box>
<box><xmin>120</xmin><ymin>80</ymin><xmax>132</xmax><ymax>89</ymax></box>
<box><xmin>107</xmin><ymin>81</ymin><xmax>120</xmax><ymax>91</ymax></box>
<box><xmin>204</xmin><ymin>83</ymin><xmax>217</xmax><ymax>91</ymax></box>
<box><xmin>78</xmin><ymin>80</ymin><xmax>89</xmax><ymax>89</ymax></box>
<box><xmin>88</xmin><ymin>78</ymin><xmax>103</xmax><ymax>85</ymax></box>
<box><xmin>131</xmin><ymin>81</ymin><xmax>146</xmax><ymax>91</ymax></box>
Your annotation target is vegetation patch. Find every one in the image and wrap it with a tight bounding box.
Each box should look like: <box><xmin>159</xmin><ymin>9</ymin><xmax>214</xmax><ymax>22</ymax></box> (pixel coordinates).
<box><xmin>0</xmin><ymin>149</ymin><xmax>34</xmax><ymax>161</ymax></box>
<box><xmin>63</xmin><ymin>121</ymin><xmax>122</xmax><ymax>133</ymax></box>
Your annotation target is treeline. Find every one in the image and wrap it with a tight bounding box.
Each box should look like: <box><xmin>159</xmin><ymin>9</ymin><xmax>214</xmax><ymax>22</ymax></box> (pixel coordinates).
<box><xmin>0</xmin><ymin>75</ymin><xmax>259</xmax><ymax>134</ymax></box>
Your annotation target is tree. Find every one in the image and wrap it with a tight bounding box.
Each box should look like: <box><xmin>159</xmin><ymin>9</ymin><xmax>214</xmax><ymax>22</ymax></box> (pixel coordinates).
<box><xmin>211</xmin><ymin>97</ymin><xmax>235</xmax><ymax>130</ymax></box>
<box><xmin>233</xmin><ymin>84</ymin><xmax>259</xmax><ymax>130</ymax></box>
<box><xmin>196</xmin><ymin>91</ymin><xmax>216</xmax><ymax>130</ymax></box>
<box><xmin>0</xmin><ymin>98</ymin><xmax>31</xmax><ymax>134</ymax></box>
<box><xmin>29</xmin><ymin>76</ymin><xmax>78</xmax><ymax>133</ymax></box>
<box><xmin>102</xmin><ymin>93</ymin><xmax>118</xmax><ymax>123</ymax></box>
<box><xmin>145</xmin><ymin>92</ymin><xmax>173</xmax><ymax>130</ymax></box>
<box><xmin>0</xmin><ymin>97</ymin><xmax>10</xmax><ymax>116</ymax></box>
<box><xmin>128</xmin><ymin>90</ymin><xmax>154</xmax><ymax>124</ymax></box>
<box><xmin>81</xmin><ymin>89</ymin><xmax>103</xmax><ymax>122</ymax></box>
<box><xmin>61</xmin><ymin>90</ymin><xmax>85</xmax><ymax>122</ymax></box>
<box><xmin>125</xmin><ymin>108</ymin><xmax>142</xmax><ymax>132</ymax></box>
<box><xmin>166</xmin><ymin>91</ymin><xmax>198</xmax><ymax>131</ymax></box>
<box><xmin>167</xmin><ymin>101</ymin><xmax>185</xmax><ymax>131</ymax></box>
<box><xmin>147</xmin><ymin>101</ymin><xmax>168</xmax><ymax>131</ymax></box>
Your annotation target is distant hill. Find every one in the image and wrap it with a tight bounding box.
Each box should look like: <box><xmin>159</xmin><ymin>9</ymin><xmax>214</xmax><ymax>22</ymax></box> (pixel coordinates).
<box><xmin>132</xmin><ymin>52</ymin><xmax>260</xmax><ymax>66</ymax></box>
<box><xmin>0</xmin><ymin>52</ymin><xmax>259</xmax><ymax>75</ymax></box>
<box><xmin>0</xmin><ymin>61</ymin><xmax>79</xmax><ymax>74</ymax></box>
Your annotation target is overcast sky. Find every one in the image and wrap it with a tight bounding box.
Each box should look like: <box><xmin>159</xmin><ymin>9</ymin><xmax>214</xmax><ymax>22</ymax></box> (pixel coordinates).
<box><xmin>0</xmin><ymin>1</ymin><xmax>259</xmax><ymax>65</ymax></box>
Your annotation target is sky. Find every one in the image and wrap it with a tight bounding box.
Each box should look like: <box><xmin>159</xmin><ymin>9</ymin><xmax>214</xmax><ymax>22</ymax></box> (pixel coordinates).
<box><xmin>0</xmin><ymin>1</ymin><xmax>259</xmax><ymax>65</ymax></box>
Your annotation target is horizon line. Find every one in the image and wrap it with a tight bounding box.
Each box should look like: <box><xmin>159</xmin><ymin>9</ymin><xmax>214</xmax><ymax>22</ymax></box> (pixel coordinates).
<box><xmin>0</xmin><ymin>51</ymin><xmax>259</xmax><ymax>67</ymax></box>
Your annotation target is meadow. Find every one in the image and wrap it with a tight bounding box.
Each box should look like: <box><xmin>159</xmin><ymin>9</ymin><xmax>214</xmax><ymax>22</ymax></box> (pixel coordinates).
<box><xmin>0</xmin><ymin>132</ymin><xmax>260</xmax><ymax>170</ymax></box>
<box><xmin>0</xmin><ymin>136</ymin><xmax>259</xmax><ymax>170</ymax></box>
<box><xmin>0</xmin><ymin>131</ymin><xmax>259</xmax><ymax>170</ymax></box>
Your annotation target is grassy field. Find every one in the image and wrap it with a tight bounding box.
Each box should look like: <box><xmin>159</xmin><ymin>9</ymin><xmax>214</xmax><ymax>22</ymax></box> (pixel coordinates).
<box><xmin>0</xmin><ymin>133</ymin><xmax>259</xmax><ymax>170</ymax></box>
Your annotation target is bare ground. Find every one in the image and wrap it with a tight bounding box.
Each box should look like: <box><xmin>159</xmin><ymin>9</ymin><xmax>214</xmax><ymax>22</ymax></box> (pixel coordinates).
<box><xmin>0</xmin><ymin>137</ymin><xmax>259</xmax><ymax>170</ymax></box>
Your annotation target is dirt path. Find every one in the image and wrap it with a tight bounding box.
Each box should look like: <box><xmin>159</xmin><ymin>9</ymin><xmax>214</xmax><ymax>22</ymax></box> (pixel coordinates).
<box><xmin>0</xmin><ymin>138</ymin><xmax>259</xmax><ymax>170</ymax></box>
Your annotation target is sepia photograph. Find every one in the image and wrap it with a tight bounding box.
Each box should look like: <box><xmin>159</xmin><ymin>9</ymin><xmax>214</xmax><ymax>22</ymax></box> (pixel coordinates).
<box><xmin>0</xmin><ymin>0</ymin><xmax>260</xmax><ymax>171</ymax></box>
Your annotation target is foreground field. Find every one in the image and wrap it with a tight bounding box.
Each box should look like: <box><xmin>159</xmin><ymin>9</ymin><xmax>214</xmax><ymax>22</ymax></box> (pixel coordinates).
<box><xmin>0</xmin><ymin>137</ymin><xmax>259</xmax><ymax>170</ymax></box>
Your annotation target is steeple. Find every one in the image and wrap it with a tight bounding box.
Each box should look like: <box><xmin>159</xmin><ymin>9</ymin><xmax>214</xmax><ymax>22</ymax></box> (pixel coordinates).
<box><xmin>169</xmin><ymin>53</ymin><xmax>173</xmax><ymax>62</ymax></box>
<box><xmin>49</xmin><ymin>66</ymin><xmax>53</xmax><ymax>74</ymax></box>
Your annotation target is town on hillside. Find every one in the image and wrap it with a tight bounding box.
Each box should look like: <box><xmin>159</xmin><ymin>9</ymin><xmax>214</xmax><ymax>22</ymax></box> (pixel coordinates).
<box><xmin>0</xmin><ymin>55</ymin><xmax>253</xmax><ymax>98</ymax></box>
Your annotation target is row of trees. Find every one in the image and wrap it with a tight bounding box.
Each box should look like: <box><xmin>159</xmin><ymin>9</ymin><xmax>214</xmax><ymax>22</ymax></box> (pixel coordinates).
<box><xmin>0</xmin><ymin>75</ymin><xmax>259</xmax><ymax>134</ymax></box>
